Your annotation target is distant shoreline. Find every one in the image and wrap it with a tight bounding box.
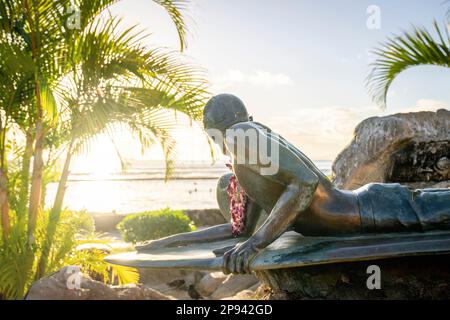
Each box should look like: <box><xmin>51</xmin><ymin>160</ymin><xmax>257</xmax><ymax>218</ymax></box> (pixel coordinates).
<box><xmin>46</xmin><ymin>160</ymin><xmax>333</xmax><ymax>213</ymax></box>
<box><xmin>67</xmin><ymin>176</ymin><xmax>225</xmax><ymax>182</ymax></box>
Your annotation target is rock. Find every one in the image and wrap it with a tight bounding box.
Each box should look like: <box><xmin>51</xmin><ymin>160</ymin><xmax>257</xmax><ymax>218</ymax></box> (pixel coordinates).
<box><xmin>254</xmin><ymin>284</ymin><xmax>272</xmax><ymax>299</ymax></box>
<box><xmin>150</xmin><ymin>283</ymin><xmax>192</xmax><ymax>300</ymax></box>
<box><xmin>404</xmin><ymin>181</ymin><xmax>450</xmax><ymax>189</ymax></box>
<box><xmin>222</xmin><ymin>289</ymin><xmax>256</xmax><ymax>300</ymax></box>
<box><xmin>332</xmin><ymin>109</ymin><xmax>450</xmax><ymax>189</ymax></box>
<box><xmin>210</xmin><ymin>274</ymin><xmax>259</xmax><ymax>300</ymax></box>
<box><xmin>195</xmin><ymin>272</ymin><xmax>228</xmax><ymax>297</ymax></box>
<box><xmin>26</xmin><ymin>266</ymin><xmax>172</xmax><ymax>300</ymax></box>
<box><xmin>139</xmin><ymin>269</ymin><xmax>205</xmax><ymax>288</ymax></box>
<box><xmin>140</xmin><ymin>268</ymin><xmax>259</xmax><ymax>300</ymax></box>
<box><xmin>221</xmin><ymin>283</ymin><xmax>262</xmax><ymax>300</ymax></box>
<box><xmin>187</xmin><ymin>284</ymin><xmax>203</xmax><ymax>300</ymax></box>
<box><xmin>113</xmin><ymin>284</ymin><xmax>173</xmax><ymax>300</ymax></box>
<box><xmin>138</xmin><ymin>268</ymin><xmax>207</xmax><ymax>300</ymax></box>
<box><xmin>256</xmin><ymin>255</ymin><xmax>450</xmax><ymax>300</ymax></box>
<box><xmin>389</xmin><ymin>141</ymin><xmax>450</xmax><ymax>182</ymax></box>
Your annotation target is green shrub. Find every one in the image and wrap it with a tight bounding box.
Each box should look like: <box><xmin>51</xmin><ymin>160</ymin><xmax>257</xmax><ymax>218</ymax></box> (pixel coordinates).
<box><xmin>117</xmin><ymin>208</ymin><xmax>196</xmax><ymax>243</ymax></box>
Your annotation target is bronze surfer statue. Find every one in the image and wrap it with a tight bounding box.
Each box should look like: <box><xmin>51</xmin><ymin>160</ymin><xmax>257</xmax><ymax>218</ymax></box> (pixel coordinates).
<box><xmin>137</xmin><ymin>94</ymin><xmax>450</xmax><ymax>274</ymax></box>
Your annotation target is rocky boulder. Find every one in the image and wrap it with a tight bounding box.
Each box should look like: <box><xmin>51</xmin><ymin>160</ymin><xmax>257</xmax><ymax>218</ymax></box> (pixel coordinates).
<box><xmin>256</xmin><ymin>255</ymin><xmax>450</xmax><ymax>300</ymax></box>
<box><xmin>138</xmin><ymin>268</ymin><xmax>260</xmax><ymax>300</ymax></box>
<box><xmin>26</xmin><ymin>266</ymin><xmax>172</xmax><ymax>300</ymax></box>
<box><xmin>332</xmin><ymin>109</ymin><xmax>450</xmax><ymax>189</ymax></box>
<box><xmin>209</xmin><ymin>274</ymin><xmax>259</xmax><ymax>300</ymax></box>
<box><xmin>195</xmin><ymin>272</ymin><xmax>229</xmax><ymax>297</ymax></box>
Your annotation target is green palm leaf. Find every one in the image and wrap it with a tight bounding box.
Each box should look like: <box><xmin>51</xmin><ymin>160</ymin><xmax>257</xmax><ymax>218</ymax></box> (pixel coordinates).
<box><xmin>68</xmin><ymin>0</ymin><xmax>190</xmax><ymax>51</ymax></box>
<box><xmin>152</xmin><ymin>0</ymin><xmax>190</xmax><ymax>51</ymax></box>
<box><xmin>60</xmin><ymin>16</ymin><xmax>208</xmax><ymax>178</ymax></box>
<box><xmin>367</xmin><ymin>20</ymin><xmax>450</xmax><ymax>108</ymax></box>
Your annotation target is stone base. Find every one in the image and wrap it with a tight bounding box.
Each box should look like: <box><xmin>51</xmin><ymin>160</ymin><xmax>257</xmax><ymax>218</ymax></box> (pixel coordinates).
<box><xmin>256</xmin><ymin>255</ymin><xmax>450</xmax><ymax>300</ymax></box>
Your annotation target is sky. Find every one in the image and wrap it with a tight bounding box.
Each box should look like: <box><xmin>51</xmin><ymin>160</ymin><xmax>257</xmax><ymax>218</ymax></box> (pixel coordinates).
<box><xmin>73</xmin><ymin>0</ymin><xmax>450</xmax><ymax>172</ymax></box>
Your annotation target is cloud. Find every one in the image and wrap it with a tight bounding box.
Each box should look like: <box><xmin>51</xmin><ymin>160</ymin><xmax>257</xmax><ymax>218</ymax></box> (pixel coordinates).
<box><xmin>412</xmin><ymin>99</ymin><xmax>449</xmax><ymax>111</ymax></box>
<box><xmin>263</xmin><ymin>99</ymin><xmax>449</xmax><ymax>160</ymax></box>
<box><xmin>388</xmin><ymin>99</ymin><xmax>449</xmax><ymax>114</ymax></box>
<box><xmin>260</xmin><ymin>106</ymin><xmax>379</xmax><ymax>160</ymax></box>
<box><xmin>212</xmin><ymin>69</ymin><xmax>293</xmax><ymax>89</ymax></box>
<box><xmin>267</xmin><ymin>106</ymin><xmax>372</xmax><ymax>138</ymax></box>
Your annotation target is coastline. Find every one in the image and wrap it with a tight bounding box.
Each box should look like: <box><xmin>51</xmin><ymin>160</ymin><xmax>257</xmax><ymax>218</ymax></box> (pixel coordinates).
<box><xmin>47</xmin><ymin>160</ymin><xmax>333</xmax><ymax>214</ymax></box>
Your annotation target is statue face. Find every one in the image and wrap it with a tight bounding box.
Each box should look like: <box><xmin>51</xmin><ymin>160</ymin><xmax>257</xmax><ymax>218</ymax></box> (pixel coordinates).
<box><xmin>205</xmin><ymin>129</ymin><xmax>228</xmax><ymax>155</ymax></box>
<box><xmin>203</xmin><ymin>94</ymin><xmax>250</xmax><ymax>156</ymax></box>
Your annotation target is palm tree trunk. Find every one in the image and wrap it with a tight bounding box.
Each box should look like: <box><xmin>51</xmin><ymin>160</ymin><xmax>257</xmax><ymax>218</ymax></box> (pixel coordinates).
<box><xmin>0</xmin><ymin>168</ymin><xmax>10</xmax><ymax>236</ymax></box>
<box><xmin>40</xmin><ymin>181</ymin><xmax>47</xmax><ymax>211</ymax></box>
<box><xmin>36</xmin><ymin>139</ymin><xmax>74</xmax><ymax>278</ymax></box>
<box><xmin>24</xmin><ymin>0</ymin><xmax>46</xmax><ymax>240</ymax></box>
<box><xmin>28</xmin><ymin>120</ymin><xmax>44</xmax><ymax>239</ymax></box>
<box><xmin>0</xmin><ymin>118</ymin><xmax>10</xmax><ymax>236</ymax></box>
<box><xmin>52</xmin><ymin>140</ymin><xmax>74</xmax><ymax>215</ymax></box>
<box><xmin>17</xmin><ymin>131</ymin><xmax>33</xmax><ymax>221</ymax></box>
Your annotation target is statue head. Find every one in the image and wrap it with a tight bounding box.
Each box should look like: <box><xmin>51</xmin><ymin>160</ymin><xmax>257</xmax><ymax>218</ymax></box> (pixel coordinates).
<box><xmin>203</xmin><ymin>94</ymin><xmax>249</xmax><ymax>133</ymax></box>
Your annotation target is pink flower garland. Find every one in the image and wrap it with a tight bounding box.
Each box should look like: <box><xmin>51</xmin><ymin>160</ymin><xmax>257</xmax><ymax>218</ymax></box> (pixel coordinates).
<box><xmin>226</xmin><ymin>163</ymin><xmax>247</xmax><ymax>236</ymax></box>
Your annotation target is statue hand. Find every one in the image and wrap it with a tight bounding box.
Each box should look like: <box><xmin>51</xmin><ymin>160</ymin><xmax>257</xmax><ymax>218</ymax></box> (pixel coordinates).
<box><xmin>222</xmin><ymin>239</ymin><xmax>261</xmax><ymax>274</ymax></box>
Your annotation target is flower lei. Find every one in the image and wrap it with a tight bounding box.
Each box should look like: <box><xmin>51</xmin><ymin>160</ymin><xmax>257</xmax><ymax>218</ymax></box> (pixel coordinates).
<box><xmin>226</xmin><ymin>163</ymin><xmax>247</xmax><ymax>236</ymax></box>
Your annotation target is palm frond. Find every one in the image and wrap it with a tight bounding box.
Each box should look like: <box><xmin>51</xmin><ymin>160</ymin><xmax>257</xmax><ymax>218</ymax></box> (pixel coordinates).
<box><xmin>62</xmin><ymin>16</ymin><xmax>209</xmax><ymax>174</ymax></box>
<box><xmin>445</xmin><ymin>0</ymin><xmax>450</xmax><ymax>20</ymax></box>
<box><xmin>367</xmin><ymin>20</ymin><xmax>450</xmax><ymax>108</ymax></box>
<box><xmin>39</xmin><ymin>78</ymin><xmax>58</xmax><ymax>124</ymax></box>
<box><xmin>126</xmin><ymin>109</ymin><xmax>178</xmax><ymax>180</ymax></box>
<box><xmin>64</xmin><ymin>0</ymin><xmax>190</xmax><ymax>51</ymax></box>
<box><xmin>0</xmin><ymin>0</ymin><xmax>17</xmax><ymax>33</ymax></box>
<box><xmin>109</xmin><ymin>264</ymin><xmax>140</xmax><ymax>284</ymax></box>
<box><xmin>152</xmin><ymin>0</ymin><xmax>191</xmax><ymax>51</ymax></box>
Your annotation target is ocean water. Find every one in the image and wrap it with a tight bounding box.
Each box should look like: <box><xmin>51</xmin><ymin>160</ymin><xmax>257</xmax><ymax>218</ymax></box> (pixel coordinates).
<box><xmin>45</xmin><ymin>160</ymin><xmax>332</xmax><ymax>214</ymax></box>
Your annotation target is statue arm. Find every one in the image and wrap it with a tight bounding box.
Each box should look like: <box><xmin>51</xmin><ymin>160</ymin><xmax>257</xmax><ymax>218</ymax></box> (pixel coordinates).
<box><xmin>250</xmin><ymin>181</ymin><xmax>315</xmax><ymax>250</ymax></box>
<box><xmin>222</xmin><ymin>123</ymin><xmax>319</xmax><ymax>273</ymax></box>
<box><xmin>222</xmin><ymin>178</ymin><xmax>317</xmax><ymax>274</ymax></box>
<box><xmin>241</xmin><ymin>200</ymin><xmax>264</xmax><ymax>235</ymax></box>
<box><xmin>250</xmin><ymin>144</ymin><xmax>319</xmax><ymax>249</ymax></box>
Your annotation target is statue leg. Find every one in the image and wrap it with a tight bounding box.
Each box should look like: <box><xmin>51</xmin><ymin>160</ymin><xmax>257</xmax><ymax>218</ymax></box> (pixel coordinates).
<box><xmin>411</xmin><ymin>187</ymin><xmax>450</xmax><ymax>231</ymax></box>
<box><xmin>216</xmin><ymin>172</ymin><xmax>267</xmax><ymax>228</ymax></box>
<box><xmin>357</xmin><ymin>183</ymin><xmax>450</xmax><ymax>233</ymax></box>
<box><xmin>216</xmin><ymin>173</ymin><xmax>233</xmax><ymax>222</ymax></box>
